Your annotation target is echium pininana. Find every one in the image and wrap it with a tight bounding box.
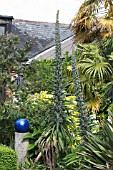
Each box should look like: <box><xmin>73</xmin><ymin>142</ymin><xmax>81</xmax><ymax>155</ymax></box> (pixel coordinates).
<box><xmin>72</xmin><ymin>49</ymin><xmax>88</xmax><ymax>138</ymax></box>
<box><xmin>53</xmin><ymin>10</ymin><xmax>65</xmax><ymax>123</ymax></box>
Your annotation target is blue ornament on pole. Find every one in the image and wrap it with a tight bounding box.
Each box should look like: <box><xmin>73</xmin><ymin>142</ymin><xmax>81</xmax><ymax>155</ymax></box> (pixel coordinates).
<box><xmin>14</xmin><ymin>118</ymin><xmax>29</xmax><ymax>133</ymax></box>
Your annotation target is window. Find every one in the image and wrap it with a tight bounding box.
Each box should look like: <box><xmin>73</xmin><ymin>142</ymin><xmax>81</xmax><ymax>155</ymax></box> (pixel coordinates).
<box><xmin>0</xmin><ymin>26</ymin><xmax>5</xmax><ymax>35</ymax></box>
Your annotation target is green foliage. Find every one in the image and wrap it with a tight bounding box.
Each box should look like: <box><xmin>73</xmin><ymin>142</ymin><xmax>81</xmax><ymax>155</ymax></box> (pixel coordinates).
<box><xmin>22</xmin><ymin>53</ymin><xmax>72</xmax><ymax>99</ymax></box>
<box><xmin>65</xmin><ymin>117</ymin><xmax>113</xmax><ymax>169</ymax></box>
<box><xmin>64</xmin><ymin>144</ymin><xmax>87</xmax><ymax>170</ymax></box>
<box><xmin>23</xmin><ymin>128</ymin><xmax>43</xmax><ymax>159</ymax></box>
<box><xmin>19</xmin><ymin>158</ymin><xmax>44</xmax><ymax>170</ymax></box>
<box><xmin>81</xmin><ymin>119</ymin><xmax>113</xmax><ymax>169</ymax></box>
<box><xmin>76</xmin><ymin>42</ymin><xmax>113</xmax><ymax>117</ymax></box>
<box><xmin>0</xmin><ymin>34</ymin><xmax>32</xmax><ymax>145</ymax></box>
<box><xmin>98</xmin><ymin>38</ymin><xmax>113</xmax><ymax>59</ymax></box>
<box><xmin>0</xmin><ymin>91</ymin><xmax>52</xmax><ymax>145</ymax></box>
<box><xmin>23</xmin><ymin>59</ymin><xmax>54</xmax><ymax>95</ymax></box>
<box><xmin>0</xmin><ymin>102</ymin><xmax>18</xmax><ymax>146</ymax></box>
<box><xmin>77</xmin><ymin>43</ymin><xmax>112</xmax><ymax>82</ymax></box>
<box><xmin>22</xmin><ymin>91</ymin><xmax>79</xmax><ymax>167</ymax></box>
<box><xmin>0</xmin><ymin>144</ymin><xmax>17</xmax><ymax>170</ymax></box>
<box><xmin>63</xmin><ymin>39</ymin><xmax>113</xmax><ymax>169</ymax></box>
<box><xmin>0</xmin><ymin>34</ymin><xmax>30</xmax><ymax>104</ymax></box>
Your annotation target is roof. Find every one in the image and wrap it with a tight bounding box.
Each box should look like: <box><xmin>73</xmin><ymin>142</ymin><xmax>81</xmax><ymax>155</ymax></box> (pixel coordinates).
<box><xmin>0</xmin><ymin>15</ymin><xmax>13</xmax><ymax>20</ymax></box>
<box><xmin>12</xmin><ymin>19</ymin><xmax>73</xmax><ymax>59</ymax></box>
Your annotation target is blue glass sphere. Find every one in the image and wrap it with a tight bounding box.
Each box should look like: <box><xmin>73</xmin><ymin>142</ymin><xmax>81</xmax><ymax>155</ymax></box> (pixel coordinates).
<box><xmin>14</xmin><ymin>118</ymin><xmax>29</xmax><ymax>133</ymax></box>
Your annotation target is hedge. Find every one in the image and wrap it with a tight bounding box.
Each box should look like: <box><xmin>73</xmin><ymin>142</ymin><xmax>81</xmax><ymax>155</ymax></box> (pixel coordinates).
<box><xmin>0</xmin><ymin>144</ymin><xmax>18</xmax><ymax>170</ymax></box>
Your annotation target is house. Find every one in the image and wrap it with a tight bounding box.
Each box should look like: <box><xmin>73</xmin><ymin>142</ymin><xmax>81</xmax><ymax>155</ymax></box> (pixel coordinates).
<box><xmin>0</xmin><ymin>15</ymin><xmax>73</xmax><ymax>63</ymax></box>
<box><xmin>0</xmin><ymin>15</ymin><xmax>13</xmax><ymax>34</ymax></box>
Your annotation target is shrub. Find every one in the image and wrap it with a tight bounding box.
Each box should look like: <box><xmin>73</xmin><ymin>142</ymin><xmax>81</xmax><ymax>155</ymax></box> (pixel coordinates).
<box><xmin>0</xmin><ymin>144</ymin><xmax>18</xmax><ymax>170</ymax></box>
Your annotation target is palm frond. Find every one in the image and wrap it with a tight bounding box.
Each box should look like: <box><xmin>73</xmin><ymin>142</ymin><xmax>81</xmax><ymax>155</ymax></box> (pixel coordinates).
<box><xmin>71</xmin><ymin>0</ymin><xmax>113</xmax><ymax>43</ymax></box>
<box><xmin>78</xmin><ymin>56</ymin><xmax>112</xmax><ymax>81</ymax></box>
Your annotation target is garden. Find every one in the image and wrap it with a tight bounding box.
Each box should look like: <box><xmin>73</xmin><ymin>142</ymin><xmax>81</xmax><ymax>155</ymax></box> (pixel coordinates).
<box><xmin>0</xmin><ymin>0</ymin><xmax>113</xmax><ymax>169</ymax></box>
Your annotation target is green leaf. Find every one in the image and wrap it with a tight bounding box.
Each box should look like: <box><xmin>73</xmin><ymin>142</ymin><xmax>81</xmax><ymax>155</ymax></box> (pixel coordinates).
<box><xmin>27</xmin><ymin>143</ymin><xmax>35</xmax><ymax>151</ymax></box>
<box><xmin>23</xmin><ymin>133</ymin><xmax>33</xmax><ymax>139</ymax></box>
<box><xmin>32</xmin><ymin>129</ymin><xmax>40</xmax><ymax>137</ymax></box>
<box><xmin>58</xmin><ymin>136</ymin><xmax>64</xmax><ymax>150</ymax></box>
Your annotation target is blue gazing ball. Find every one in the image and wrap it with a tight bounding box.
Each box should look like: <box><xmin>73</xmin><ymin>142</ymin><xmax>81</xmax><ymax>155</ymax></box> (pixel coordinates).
<box><xmin>14</xmin><ymin>118</ymin><xmax>29</xmax><ymax>133</ymax></box>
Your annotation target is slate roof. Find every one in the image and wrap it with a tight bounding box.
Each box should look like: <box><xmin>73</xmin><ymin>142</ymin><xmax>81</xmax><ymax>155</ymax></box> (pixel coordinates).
<box><xmin>12</xmin><ymin>19</ymin><xmax>73</xmax><ymax>59</ymax></box>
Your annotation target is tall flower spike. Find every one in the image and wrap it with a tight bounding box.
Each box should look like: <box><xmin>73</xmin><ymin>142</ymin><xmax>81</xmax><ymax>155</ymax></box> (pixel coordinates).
<box><xmin>53</xmin><ymin>10</ymin><xmax>65</xmax><ymax>122</ymax></box>
<box><xmin>72</xmin><ymin>48</ymin><xmax>88</xmax><ymax>138</ymax></box>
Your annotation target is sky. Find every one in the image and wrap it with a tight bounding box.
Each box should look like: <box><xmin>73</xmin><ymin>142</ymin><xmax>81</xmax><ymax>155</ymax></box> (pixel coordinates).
<box><xmin>0</xmin><ymin>0</ymin><xmax>84</xmax><ymax>24</ymax></box>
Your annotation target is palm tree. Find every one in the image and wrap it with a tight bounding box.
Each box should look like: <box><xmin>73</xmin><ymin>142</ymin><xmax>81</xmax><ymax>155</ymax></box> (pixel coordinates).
<box><xmin>71</xmin><ymin>0</ymin><xmax>113</xmax><ymax>43</ymax></box>
<box><xmin>77</xmin><ymin>43</ymin><xmax>112</xmax><ymax>113</ymax></box>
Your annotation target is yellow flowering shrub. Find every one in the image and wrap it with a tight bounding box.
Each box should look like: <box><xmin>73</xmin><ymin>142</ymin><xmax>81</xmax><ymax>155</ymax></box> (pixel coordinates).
<box><xmin>27</xmin><ymin>91</ymin><xmax>81</xmax><ymax>148</ymax></box>
<box><xmin>27</xmin><ymin>91</ymin><xmax>78</xmax><ymax>113</ymax></box>
<box><xmin>27</xmin><ymin>91</ymin><xmax>53</xmax><ymax>102</ymax></box>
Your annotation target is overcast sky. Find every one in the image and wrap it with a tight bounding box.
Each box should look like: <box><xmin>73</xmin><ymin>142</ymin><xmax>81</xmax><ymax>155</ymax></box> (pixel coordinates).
<box><xmin>0</xmin><ymin>0</ymin><xmax>84</xmax><ymax>24</ymax></box>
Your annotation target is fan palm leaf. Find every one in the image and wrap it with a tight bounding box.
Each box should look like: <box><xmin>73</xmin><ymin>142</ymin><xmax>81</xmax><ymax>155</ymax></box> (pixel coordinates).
<box><xmin>78</xmin><ymin>57</ymin><xmax>112</xmax><ymax>81</ymax></box>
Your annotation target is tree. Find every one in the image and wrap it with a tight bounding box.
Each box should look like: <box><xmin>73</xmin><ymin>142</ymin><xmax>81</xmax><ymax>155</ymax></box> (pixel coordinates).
<box><xmin>76</xmin><ymin>43</ymin><xmax>113</xmax><ymax>115</ymax></box>
<box><xmin>0</xmin><ymin>34</ymin><xmax>31</xmax><ymax>104</ymax></box>
<box><xmin>0</xmin><ymin>34</ymin><xmax>31</xmax><ymax>145</ymax></box>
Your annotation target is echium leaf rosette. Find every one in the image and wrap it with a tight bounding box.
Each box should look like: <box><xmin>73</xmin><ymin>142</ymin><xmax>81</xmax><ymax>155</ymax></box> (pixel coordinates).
<box><xmin>53</xmin><ymin>10</ymin><xmax>65</xmax><ymax>124</ymax></box>
<box><xmin>72</xmin><ymin>49</ymin><xmax>88</xmax><ymax>139</ymax></box>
